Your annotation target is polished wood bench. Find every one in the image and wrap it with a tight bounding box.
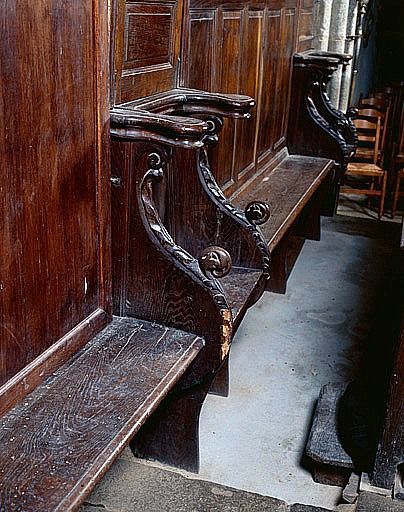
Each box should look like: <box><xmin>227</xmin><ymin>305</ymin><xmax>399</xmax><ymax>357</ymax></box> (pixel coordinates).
<box><xmin>0</xmin><ymin>104</ymin><xmax>236</xmax><ymax>510</ymax></box>
<box><xmin>0</xmin><ymin>102</ymin><xmax>231</xmax><ymax>508</ymax></box>
<box><xmin>109</xmin><ymin>66</ymin><xmax>356</xmax><ymax>395</ymax></box>
<box><xmin>0</xmin><ymin>317</ymin><xmax>204</xmax><ymax>511</ymax></box>
<box><xmin>235</xmin><ymin>153</ymin><xmax>335</xmax><ymax>293</ymax></box>
<box><xmin>228</xmin><ymin>50</ymin><xmax>357</xmax><ymax>293</ymax></box>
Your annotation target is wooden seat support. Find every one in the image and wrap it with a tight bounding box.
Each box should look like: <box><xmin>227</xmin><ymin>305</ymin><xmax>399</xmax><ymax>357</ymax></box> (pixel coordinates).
<box><xmin>287</xmin><ymin>51</ymin><xmax>357</xmax><ymax>213</ymax></box>
<box><xmin>109</xmin><ymin>97</ymin><xmax>272</xmax><ymax>469</ymax></box>
<box><xmin>111</xmin><ymin>89</ymin><xmax>272</xmax><ymax>330</ymax></box>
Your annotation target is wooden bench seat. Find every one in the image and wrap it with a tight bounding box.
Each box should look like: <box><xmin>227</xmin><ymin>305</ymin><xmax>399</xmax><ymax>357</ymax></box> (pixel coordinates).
<box><xmin>220</xmin><ymin>268</ymin><xmax>263</xmax><ymax>329</ymax></box>
<box><xmin>0</xmin><ymin>317</ymin><xmax>204</xmax><ymax>511</ymax></box>
<box><xmin>235</xmin><ymin>154</ymin><xmax>334</xmax><ymax>252</ymax></box>
<box><xmin>233</xmin><ymin>153</ymin><xmax>334</xmax><ymax>293</ymax></box>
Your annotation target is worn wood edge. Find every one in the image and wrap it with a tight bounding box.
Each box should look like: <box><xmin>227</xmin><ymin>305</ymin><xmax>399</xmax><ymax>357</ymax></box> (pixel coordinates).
<box><xmin>230</xmin><ymin>268</ymin><xmax>264</xmax><ymax>331</ymax></box>
<box><xmin>54</xmin><ymin>336</ymin><xmax>205</xmax><ymax>512</ymax></box>
<box><xmin>267</xmin><ymin>159</ymin><xmax>334</xmax><ymax>251</ymax></box>
<box><xmin>0</xmin><ymin>308</ymin><xmax>110</xmax><ymax>418</ymax></box>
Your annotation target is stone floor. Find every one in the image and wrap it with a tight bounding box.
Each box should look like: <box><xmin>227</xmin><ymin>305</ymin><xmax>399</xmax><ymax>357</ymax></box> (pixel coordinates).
<box><xmin>197</xmin><ymin>213</ymin><xmax>399</xmax><ymax>509</ymax></box>
<box><xmin>84</xmin><ymin>204</ymin><xmax>402</xmax><ymax>511</ymax></box>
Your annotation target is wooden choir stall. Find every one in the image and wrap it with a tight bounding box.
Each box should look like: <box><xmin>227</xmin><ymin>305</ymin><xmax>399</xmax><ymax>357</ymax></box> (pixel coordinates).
<box><xmin>0</xmin><ymin>0</ymin><xmax>400</xmax><ymax>510</ymax></box>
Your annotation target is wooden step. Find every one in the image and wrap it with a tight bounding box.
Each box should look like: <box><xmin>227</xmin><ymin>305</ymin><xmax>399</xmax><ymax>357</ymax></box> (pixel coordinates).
<box><xmin>235</xmin><ymin>155</ymin><xmax>334</xmax><ymax>252</ymax></box>
<box><xmin>0</xmin><ymin>317</ymin><xmax>204</xmax><ymax>512</ymax></box>
<box><xmin>306</xmin><ymin>383</ymin><xmax>354</xmax><ymax>468</ymax></box>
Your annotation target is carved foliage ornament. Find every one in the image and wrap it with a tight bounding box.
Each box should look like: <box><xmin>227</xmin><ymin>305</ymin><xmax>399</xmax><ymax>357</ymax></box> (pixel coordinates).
<box><xmin>195</xmin><ymin>116</ymin><xmax>271</xmax><ymax>278</ymax></box>
<box><xmin>139</xmin><ymin>149</ymin><xmax>230</xmax><ymax>314</ymax></box>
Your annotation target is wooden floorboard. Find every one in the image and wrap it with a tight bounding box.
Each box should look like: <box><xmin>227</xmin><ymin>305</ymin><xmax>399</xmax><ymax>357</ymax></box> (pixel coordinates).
<box><xmin>0</xmin><ymin>317</ymin><xmax>204</xmax><ymax>512</ymax></box>
<box><xmin>235</xmin><ymin>155</ymin><xmax>333</xmax><ymax>251</ymax></box>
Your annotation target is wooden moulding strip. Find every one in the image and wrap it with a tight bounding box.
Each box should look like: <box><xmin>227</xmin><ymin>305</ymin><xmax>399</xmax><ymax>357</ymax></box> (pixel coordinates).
<box><xmin>0</xmin><ymin>308</ymin><xmax>110</xmax><ymax>418</ymax></box>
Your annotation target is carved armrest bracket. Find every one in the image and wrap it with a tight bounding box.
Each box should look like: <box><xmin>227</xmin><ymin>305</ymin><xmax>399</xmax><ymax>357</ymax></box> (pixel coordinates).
<box><xmin>293</xmin><ymin>51</ymin><xmax>357</xmax><ymax>158</ymax></box>
<box><xmin>110</xmin><ymin>107</ymin><xmax>210</xmax><ymax>149</ymax></box>
<box><xmin>140</xmin><ymin>148</ymin><xmax>232</xmax><ymax>361</ymax></box>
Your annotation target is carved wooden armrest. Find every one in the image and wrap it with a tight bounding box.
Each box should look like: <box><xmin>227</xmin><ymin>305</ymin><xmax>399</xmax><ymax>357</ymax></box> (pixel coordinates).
<box><xmin>291</xmin><ymin>52</ymin><xmax>357</xmax><ymax>157</ymax></box>
<box><xmin>121</xmin><ymin>88</ymin><xmax>255</xmax><ymax>120</ymax></box>
<box><xmin>110</xmin><ymin>107</ymin><xmax>210</xmax><ymax>149</ymax></box>
<box><xmin>302</xmin><ymin>50</ymin><xmax>352</xmax><ymax>66</ymax></box>
<box><xmin>172</xmin><ymin>88</ymin><xmax>255</xmax><ymax>119</ymax></box>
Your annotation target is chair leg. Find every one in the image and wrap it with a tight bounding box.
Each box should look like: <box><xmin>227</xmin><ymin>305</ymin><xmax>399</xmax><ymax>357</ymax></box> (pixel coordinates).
<box><xmin>367</xmin><ymin>178</ymin><xmax>375</xmax><ymax>209</ymax></box>
<box><xmin>392</xmin><ymin>175</ymin><xmax>401</xmax><ymax>219</ymax></box>
<box><xmin>379</xmin><ymin>173</ymin><xmax>387</xmax><ymax>220</ymax></box>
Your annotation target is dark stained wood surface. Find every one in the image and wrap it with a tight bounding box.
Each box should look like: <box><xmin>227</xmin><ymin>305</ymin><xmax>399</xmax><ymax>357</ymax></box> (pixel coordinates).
<box><xmin>372</xmin><ymin>318</ymin><xmax>404</xmax><ymax>490</ymax></box>
<box><xmin>234</xmin><ymin>155</ymin><xmax>334</xmax><ymax>250</ymax></box>
<box><xmin>371</xmin><ymin>236</ymin><xmax>404</xmax><ymax>490</ymax></box>
<box><xmin>181</xmin><ymin>2</ymin><xmax>299</xmax><ymax>194</ymax></box>
<box><xmin>111</xmin><ymin>0</ymin><xmax>184</xmax><ymax>103</ymax></box>
<box><xmin>0</xmin><ymin>317</ymin><xmax>204</xmax><ymax>512</ymax></box>
<box><xmin>0</xmin><ymin>0</ymin><xmax>111</xmax><ymax>399</ymax></box>
<box><xmin>220</xmin><ymin>268</ymin><xmax>263</xmax><ymax>327</ymax></box>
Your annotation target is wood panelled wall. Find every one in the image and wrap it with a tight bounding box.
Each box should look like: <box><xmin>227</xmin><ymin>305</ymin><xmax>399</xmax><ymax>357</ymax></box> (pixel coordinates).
<box><xmin>112</xmin><ymin>0</ymin><xmax>314</xmax><ymax>189</ymax></box>
<box><xmin>0</xmin><ymin>1</ymin><xmax>110</xmax><ymax>394</ymax></box>
<box><xmin>112</xmin><ymin>0</ymin><xmax>184</xmax><ymax>103</ymax></box>
<box><xmin>181</xmin><ymin>2</ymin><xmax>298</xmax><ymax>193</ymax></box>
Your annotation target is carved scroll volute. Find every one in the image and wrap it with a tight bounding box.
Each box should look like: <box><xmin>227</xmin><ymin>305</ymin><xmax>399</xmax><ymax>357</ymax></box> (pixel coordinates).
<box><xmin>187</xmin><ymin>114</ymin><xmax>224</xmax><ymax>147</ymax></box>
<box><xmin>347</xmin><ymin>108</ymin><xmax>358</xmax><ymax>121</ymax></box>
<box><xmin>199</xmin><ymin>246</ymin><xmax>232</xmax><ymax>278</ymax></box>
<box><xmin>245</xmin><ymin>201</ymin><xmax>271</xmax><ymax>226</ymax></box>
<box><xmin>140</xmin><ymin>149</ymin><xmax>197</xmax><ymax>266</ymax></box>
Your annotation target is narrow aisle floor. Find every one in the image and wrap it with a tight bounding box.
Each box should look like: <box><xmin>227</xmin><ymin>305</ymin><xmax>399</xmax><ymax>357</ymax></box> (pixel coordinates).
<box><xmin>198</xmin><ymin>214</ymin><xmax>398</xmax><ymax>509</ymax></box>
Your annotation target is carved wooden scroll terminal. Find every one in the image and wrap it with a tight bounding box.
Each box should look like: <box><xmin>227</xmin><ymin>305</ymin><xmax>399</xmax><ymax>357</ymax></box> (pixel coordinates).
<box><xmin>245</xmin><ymin>201</ymin><xmax>271</xmax><ymax>226</ymax></box>
<box><xmin>199</xmin><ymin>246</ymin><xmax>232</xmax><ymax>278</ymax></box>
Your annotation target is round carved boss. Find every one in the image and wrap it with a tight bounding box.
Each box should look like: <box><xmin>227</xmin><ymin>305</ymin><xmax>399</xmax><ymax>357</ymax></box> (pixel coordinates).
<box><xmin>199</xmin><ymin>246</ymin><xmax>232</xmax><ymax>278</ymax></box>
<box><xmin>244</xmin><ymin>201</ymin><xmax>271</xmax><ymax>225</ymax></box>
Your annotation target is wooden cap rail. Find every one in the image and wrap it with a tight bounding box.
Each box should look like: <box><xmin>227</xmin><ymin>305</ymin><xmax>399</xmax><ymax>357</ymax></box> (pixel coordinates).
<box><xmin>122</xmin><ymin>88</ymin><xmax>256</xmax><ymax>119</ymax></box>
<box><xmin>110</xmin><ymin>107</ymin><xmax>210</xmax><ymax>149</ymax></box>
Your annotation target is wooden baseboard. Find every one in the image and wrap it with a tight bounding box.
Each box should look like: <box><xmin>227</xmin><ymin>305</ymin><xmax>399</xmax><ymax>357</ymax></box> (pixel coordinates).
<box><xmin>0</xmin><ymin>308</ymin><xmax>110</xmax><ymax>417</ymax></box>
